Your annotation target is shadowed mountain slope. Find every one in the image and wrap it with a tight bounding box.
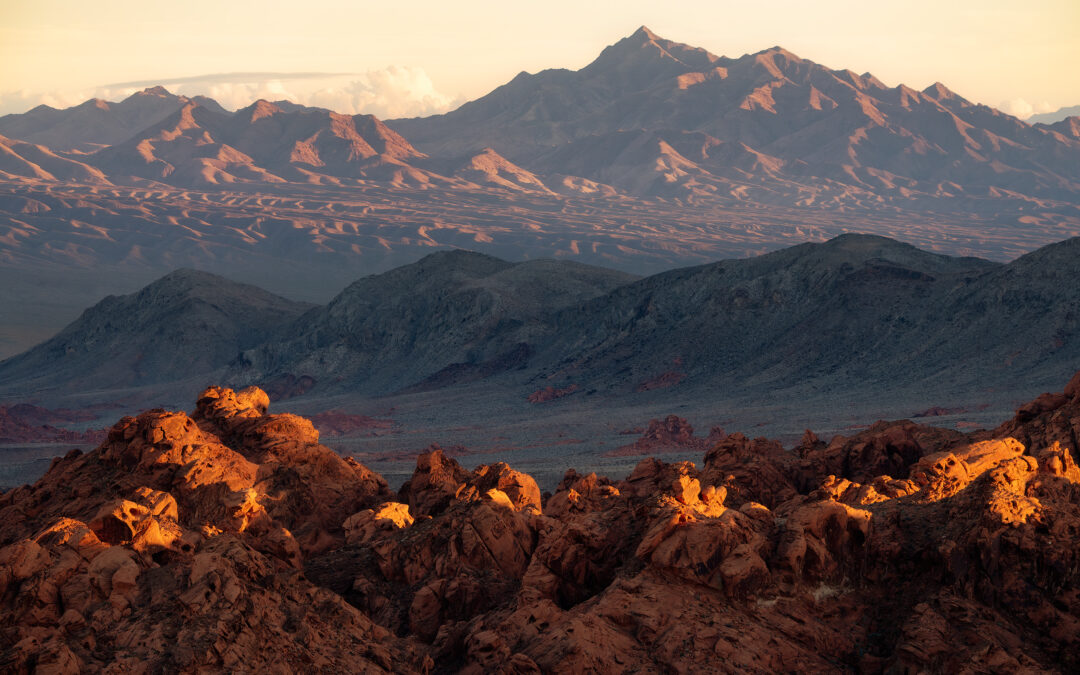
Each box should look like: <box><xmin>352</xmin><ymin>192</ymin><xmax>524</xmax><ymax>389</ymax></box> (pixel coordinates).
<box><xmin>233</xmin><ymin>251</ymin><xmax>639</xmax><ymax>393</ymax></box>
<box><xmin>0</xmin><ymin>269</ymin><xmax>313</xmax><ymax>392</ymax></box>
<box><xmin>3</xmin><ymin>235</ymin><xmax>1078</xmax><ymax>404</ymax></box>
<box><xmin>228</xmin><ymin>233</ymin><xmax>1079</xmax><ymax>400</ymax></box>
<box><xmin>234</xmin><ymin>233</ymin><xmax>1071</xmax><ymax>399</ymax></box>
<box><xmin>532</xmin><ymin>234</ymin><xmax>1079</xmax><ymax>395</ymax></box>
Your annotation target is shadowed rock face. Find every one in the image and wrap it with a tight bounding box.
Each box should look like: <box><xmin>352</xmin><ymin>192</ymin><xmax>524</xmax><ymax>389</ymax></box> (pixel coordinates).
<box><xmin>2</xmin><ymin>374</ymin><xmax>1079</xmax><ymax>672</ymax></box>
<box><xmin>229</xmin><ymin>249</ymin><xmax>638</xmax><ymax>395</ymax></box>
<box><xmin>0</xmin><ymin>268</ymin><xmax>314</xmax><ymax>392</ymax></box>
<box><xmin>0</xmin><ymin>232</ymin><xmax>1038</xmax><ymax>407</ymax></box>
<box><xmin>222</xmin><ymin>233</ymin><xmax>1077</xmax><ymax>400</ymax></box>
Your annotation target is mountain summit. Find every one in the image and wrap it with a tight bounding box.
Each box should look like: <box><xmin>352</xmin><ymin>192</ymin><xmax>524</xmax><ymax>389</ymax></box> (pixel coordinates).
<box><xmin>0</xmin><ymin>87</ymin><xmax>227</xmax><ymax>152</ymax></box>
<box><xmin>390</xmin><ymin>27</ymin><xmax>1080</xmax><ymax>203</ymax></box>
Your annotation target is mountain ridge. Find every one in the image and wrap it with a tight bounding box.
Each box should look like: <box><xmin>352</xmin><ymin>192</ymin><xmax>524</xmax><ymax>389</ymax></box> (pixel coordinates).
<box><xmin>0</xmin><ymin>87</ymin><xmax>229</xmax><ymax>152</ymax></box>
<box><xmin>3</xmin><ymin>234</ymin><xmax>1077</xmax><ymax>410</ymax></box>
<box><xmin>389</xmin><ymin>26</ymin><xmax>1080</xmax><ymax>204</ymax></box>
<box><xmin>0</xmin><ymin>268</ymin><xmax>313</xmax><ymax>392</ymax></box>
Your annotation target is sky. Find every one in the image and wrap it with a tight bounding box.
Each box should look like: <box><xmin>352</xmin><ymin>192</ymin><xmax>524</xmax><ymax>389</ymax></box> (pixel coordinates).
<box><xmin>1</xmin><ymin>0</ymin><xmax>1077</xmax><ymax>119</ymax></box>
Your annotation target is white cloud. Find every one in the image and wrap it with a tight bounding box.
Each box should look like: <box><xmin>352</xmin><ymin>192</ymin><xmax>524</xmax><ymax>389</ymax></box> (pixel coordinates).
<box><xmin>0</xmin><ymin>67</ymin><xmax>460</xmax><ymax>119</ymax></box>
<box><xmin>188</xmin><ymin>80</ymin><xmax>297</xmax><ymax>110</ymax></box>
<box><xmin>998</xmin><ymin>97</ymin><xmax>1057</xmax><ymax>120</ymax></box>
<box><xmin>307</xmin><ymin>67</ymin><xmax>455</xmax><ymax>118</ymax></box>
<box><xmin>0</xmin><ymin>88</ymin><xmax>102</xmax><ymax>114</ymax></box>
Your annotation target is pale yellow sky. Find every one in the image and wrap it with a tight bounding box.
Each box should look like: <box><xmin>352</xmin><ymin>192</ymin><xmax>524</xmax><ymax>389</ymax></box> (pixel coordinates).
<box><xmin>1</xmin><ymin>0</ymin><xmax>1077</xmax><ymax>117</ymax></box>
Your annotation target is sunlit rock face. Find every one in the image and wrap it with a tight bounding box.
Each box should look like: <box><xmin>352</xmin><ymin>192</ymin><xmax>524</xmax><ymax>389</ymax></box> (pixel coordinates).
<box><xmin>3</xmin><ymin>374</ymin><xmax>1080</xmax><ymax>672</ymax></box>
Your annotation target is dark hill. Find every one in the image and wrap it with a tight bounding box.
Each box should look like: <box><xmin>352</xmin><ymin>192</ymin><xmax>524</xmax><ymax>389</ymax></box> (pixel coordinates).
<box><xmin>233</xmin><ymin>251</ymin><xmax>638</xmax><ymax>393</ymax></box>
<box><xmin>3</xmin><ymin>236</ymin><xmax>1079</xmax><ymax>407</ymax></box>
<box><xmin>0</xmin><ymin>269</ymin><xmax>312</xmax><ymax>392</ymax></box>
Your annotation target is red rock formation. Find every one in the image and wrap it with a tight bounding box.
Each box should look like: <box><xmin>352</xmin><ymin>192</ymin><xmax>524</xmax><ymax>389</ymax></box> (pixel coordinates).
<box><xmin>308</xmin><ymin>410</ymin><xmax>396</xmax><ymax>437</ymax></box>
<box><xmin>633</xmin><ymin>371</ymin><xmax>686</xmax><ymax>392</ymax></box>
<box><xmin>526</xmin><ymin>384</ymin><xmax>579</xmax><ymax>403</ymax></box>
<box><xmin>605</xmin><ymin>414</ymin><xmax>725</xmax><ymax>457</ymax></box>
<box><xmin>4</xmin><ymin>374</ymin><xmax>1080</xmax><ymax>672</ymax></box>
<box><xmin>397</xmin><ymin>447</ymin><xmax>541</xmax><ymax>517</ymax></box>
<box><xmin>0</xmin><ymin>386</ymin><xmax>424</xmax><ymax>672</ymax></box>
<box><xmin>0</xmin><ymin>402</ymin><xmax>105</xmax><ymax>444</ymax></box>
<box><xmin>796</xmin><ymin>420</ymin><xmax>965</xmax><ymax>487</ymax></box>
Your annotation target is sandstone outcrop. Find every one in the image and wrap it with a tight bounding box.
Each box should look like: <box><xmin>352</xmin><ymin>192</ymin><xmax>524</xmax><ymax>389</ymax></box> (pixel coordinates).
<box><xmin>5</xmin><ymin>374</ymin><xmax>1080</xmax><ymax>672</ymax></box>
<box><xmin>397</xmin><ymin>448</ymin><xmax>541</xmax><ymax>517</ymax></box>
<box><xmin>605</xmin><ymin>415</ymin><xmax>725</xmax><ymax>457</ymax></box>
<box><xmin>0</xmin><ymin>387</ymin><xmax>420</xmax><ymax>672</ymax></box>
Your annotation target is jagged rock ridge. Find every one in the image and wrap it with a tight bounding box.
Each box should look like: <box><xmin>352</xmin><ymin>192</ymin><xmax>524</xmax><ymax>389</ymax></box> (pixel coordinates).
<box><xmin>2</xmin><ymin>371</ymin><xmax>1079</xmax><ymax>671</ymax></box>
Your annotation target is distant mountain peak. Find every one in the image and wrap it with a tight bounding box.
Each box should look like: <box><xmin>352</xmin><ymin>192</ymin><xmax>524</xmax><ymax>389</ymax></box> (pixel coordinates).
<box><xmin>583</xmin><ymin>25</ymin><xmax>721</xmax><ymax>81</ymax></box>
<box><xmin>631</xmin><ymin>25</ymin><xmax>660</xmax><ymax>41</ymax></box>
<box><xmin>1029</xmin><ymin>104</ymin><xmax>1080</xmax><ymax>126</ymax></box>
<box><xmin>75</xmin><ymin>98</ymin><xmax>111</xmax><ymax>111</ymax></box>
<box><xmin>152</xmin><ymin>267</ymin><xmax>229</xmax><ymax>284</ymax></box>
<box><xmin>758</xmin><ymin>45</ymin><xmax>799</xmax><ymax>58</ymax></box>
<box><xmin>118</xmin><ymin>86</ymin><xmax>179</xmax><ymax>107</ymax></box>
<box><xmin>416</xmin><ymin>248</ymin><xmax>510</xmax><ymax>270</ymax></box>
<box><xmin>922</xmin><ymin>82</ymin><xmax>957</xmax><ymax>100</ymax></box>
<box><xmin>244</xmin><ymin>99</ymin><xmax>283</xmax><ymax>122</ymax></box>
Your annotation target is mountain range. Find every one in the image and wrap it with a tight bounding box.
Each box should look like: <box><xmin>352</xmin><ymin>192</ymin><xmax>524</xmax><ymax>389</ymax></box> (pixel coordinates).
<box><xmin>3</xmin><ymin>234</ymin><xmax>1077</xmax><ymax>420</ymax></box>
<box><xmin>2</xmin><ymin>27</ymin><xmax>1078</xmax><ymax>204</ymax></box>
<box><xmin>1029</xmin><ymin>104</ymin><xmax>1080</xmax><ymax>126</ymax></box>
<box><xmin>392</xmin><ymin>27</ymin><xmax>1080</xmax><ymax>204</ymax></box>
<box><xmin>0</xmin><ymin>86</ymin><xmax>229</xmax><ymax>153</ymax></box>
<box><xmin>0</xmin><ymin>26</ymin><xmax>1078</xmax><ymax>363</ymax></box>
<box><xmin>0</xmin><ymin>90</ymin><xmax>556</xmax><ymax>193</ymax></box>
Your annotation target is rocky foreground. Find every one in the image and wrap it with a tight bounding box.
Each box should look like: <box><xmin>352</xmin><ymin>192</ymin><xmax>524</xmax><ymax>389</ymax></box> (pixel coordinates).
<box><xmin>1</xmin><ymin>375</ymin><xmax>1079</xmax><ymax>673</ymax></box>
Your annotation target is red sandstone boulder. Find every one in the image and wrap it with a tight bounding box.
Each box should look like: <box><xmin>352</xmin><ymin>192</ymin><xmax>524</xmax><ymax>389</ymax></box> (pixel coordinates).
<box><xmin>544</xmin><ymin>470</ymin><xmax>621</xmax><ymax>518</ymax></box>
<box><xmin>344</xmin><ymin>502</ymin><xmax>414</xmax><ymax>546</ymax></box>
<box><xmin>994</xmin><ymin>371</ymin><xmax>1080</xmax><ymax>465</ymax></box>
<box><xmin>700</xmin><ymin>433</ymin><xmax>799</xmax><ymax>507</ymax></box>
<box><xmin>398</xmin><ymin>449</ymin><xmax>542</xmax><ymax>517</ymax></box>
<box><xmin>397</xmin><ymin>447</ymin><xmax>474</xmax><ymax>517</ymax></box>
<box><xmin>796</xmin><ymin>420</ymin><xmax>964</xmax><ymax>489</ymax></box>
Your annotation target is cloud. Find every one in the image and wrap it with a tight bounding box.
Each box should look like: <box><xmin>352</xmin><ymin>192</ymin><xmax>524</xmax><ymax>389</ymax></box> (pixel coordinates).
<box><xmin>102</xmin><ymin>72</ymin><xmax>354</xmax><ymax>88</ymax></box>
<box><xmin>306</xmin><ymin>67</ymin><xmax>456</xmax><ymax>118</ymax></box>
<box><xmin>0</xmin><ymin>67</ymin><xmax>460</xmax><ymax>119</ymax></box>
<box><xmin>0</xmin><ymin>89</ymin><xmax>102</xmax><ymax>114</ymax></box>
<box><xmin>998</xmin><ymin>97</ymin><xmax>1057</xmax><ymax>120</ymax></box>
